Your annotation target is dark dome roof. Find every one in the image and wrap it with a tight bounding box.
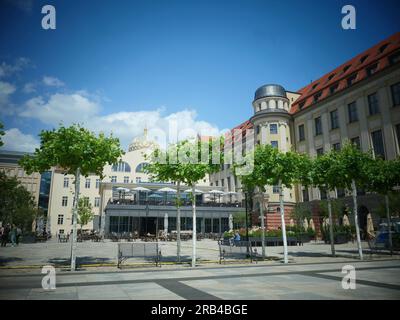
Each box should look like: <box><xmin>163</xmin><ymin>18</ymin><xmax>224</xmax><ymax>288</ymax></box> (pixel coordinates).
<box><xmin>254</xmin><ymin>84</ymin><xmax>286</xmax><ymax>101</ymax></box>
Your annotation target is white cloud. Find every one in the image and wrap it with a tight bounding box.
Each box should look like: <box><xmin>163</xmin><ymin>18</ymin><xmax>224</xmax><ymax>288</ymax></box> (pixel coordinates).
<box><xmin>23</xmin><ymin>82</ymin><xmax>36</xmax><ymax>94</ymax></box>
<box><xmin>2</xmin><ymin>128</ymin><xmax>39</xmax><ymax>152</ymax></box>
<box><xmin>0</xmin><ymin>57</ymin><xmax>30</xmax><ymax>78</ymax></box>
<box><xmin>0</xmin><ymin>81</ymin><xmax>17</xmax><ymax>115</ymax></box>
<box><xmin>43</xmin><ymin>76</ymin><xmax>64</xmax><ymax>87</ymax></box>
<box><xmin>20</xmin><ymin>92</ymin><xmax>100</xmax><ymax>125</ymax></box>
<box><xmin>17</xmin><ymin>91</ymin><xmax>221</xmax><ymax>150</ymax></box>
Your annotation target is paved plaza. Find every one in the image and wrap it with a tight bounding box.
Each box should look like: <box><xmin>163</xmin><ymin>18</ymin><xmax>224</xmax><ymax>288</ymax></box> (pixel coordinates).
<box><xmin>0</xmin><ymin>239</ymin><xmax>399</xmax><ymax>300</ymax></box>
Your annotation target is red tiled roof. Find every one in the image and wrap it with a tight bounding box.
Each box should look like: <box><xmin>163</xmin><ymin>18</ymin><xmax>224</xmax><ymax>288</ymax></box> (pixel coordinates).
<box><xmin>225</xmin><ymin>120</ymin><xmax>253</xmax><ymax>144</ymax></box>
<box><xmin>290</xmin><ymin>32</ymin><xmax>400</xmax><ymax>114</ymax></box>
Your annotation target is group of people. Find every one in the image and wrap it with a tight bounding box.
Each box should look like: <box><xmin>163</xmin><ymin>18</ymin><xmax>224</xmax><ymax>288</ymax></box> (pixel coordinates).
<box><xmin>0</xmin><ymin>224</ymin><xmax>22</xmax><ymax>247</ymax></box>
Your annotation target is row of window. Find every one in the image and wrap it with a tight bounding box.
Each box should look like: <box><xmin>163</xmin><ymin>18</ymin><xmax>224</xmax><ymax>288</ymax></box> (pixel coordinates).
<box><xmin>63</xmin><ymin>177</ymin><xmax>101</xmax><ymax>189</ymax></box>
<box><xmin>256</xmin><ymin>123</ymin><xmax>278</xmax><ymax>135</ymax></box>
<box><xmin>61</xmin><ymin>196</ymin><xmax>100</xmax><ymax>207</ymax></box>
<box><xmin>111</xmin><ymin>162</ymin><xmax>149</xmax><ymax>173</ymax></box>
<box><xmin>110</xmin><ymin>176</ymin><xmax>142</xmax><ymax>183</ymax></box>
<box><xmin>302</xmin><ymin>51</ymin><xmax>400</xmax><ymax>109</ymax></box>
<box><xmin>298</xmin><ymin>82</ymin><xmax>400</xmax><ymax>141</ymax></box>
<box><xmin>302</xmin><ymin>186</ymin><xmax>366</xmax><ymax>203</ymax></box>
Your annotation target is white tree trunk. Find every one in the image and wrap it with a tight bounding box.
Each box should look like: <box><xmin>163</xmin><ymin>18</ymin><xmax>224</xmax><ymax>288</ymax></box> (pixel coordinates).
<box><xmin>385</xmin><ymin>194</ymin><xmax>393</xmax><ymax>255</ymax></box>
<box><xmin>351</xmin><ymin>180</ymin><xmax>363</xmax><ymax>260</ymax></box>
<box><xmin>70</xmin><ymin>168</ymin><xmax>80</xmax><ymax>271</ymax></box>
<box><xmin>260</xmin><ymin>194</ymin><xmax>266</xmax><ymax>258</ymax></box>
<box><xmin>327</xmin><ymin>192</ymin><xmax>336</xmax><ymax>256</ymax></box>
<box><xmin>191</xmin><ymin>184</ymin><xmax>197</xmax><ymax>268</ymax></box>
<box><xmin>279</xmin><ymin>180</ymin><xmax>288</xmax><ymax>264</ymax></box>
<box><xmin>176</xmin><ymin>181</ymin><xmax>181</xmax><ymax>262</ymax></box>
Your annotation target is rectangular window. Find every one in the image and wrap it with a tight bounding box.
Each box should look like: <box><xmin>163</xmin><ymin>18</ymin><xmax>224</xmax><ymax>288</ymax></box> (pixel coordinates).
<box><xmin>215</xmin><ymin>181</ymin><xmax>219</xmax><ymax>187</ymax></box>
<box><xmin>62</xmin><ymin>196</ymin><xmax>68</xmax><ymax>207</ymax></box>
<box><xmin>221</xmin><ymin>179</ymin><xmax>225</xmax><ymax>187</ymax></box>
<box><xmin>348</xmin><ymin>102</ymin><xmax>358</xmax><ymax>123</ymax></box>
<box><xmin>85</xmin><ymin>178</ymin><xmax>90</xmax><ymax>189</ymax></box>
<box><xmin>368</xmin><ymin>93</ymin><xmax>380</xmax><ymax>115</ymax></box>
<box><xmin>95</xmin><ymin>179</ymin><xmax>100</xmax><ymax>189</ymax></box>
<box><xmin>302</xmin><ymin>189</ymin><xmax>309</xmax><ymax>202</ymax></box>
<box><xmin>371</xmin><ymin>129</ymin><xmax>385</xmax><ymax>159</ymax></box>
<box><xmin>332</xmin><ymin>143</ymin><xmax>341</xmax><ymax>151</ymax></box>
<box><xmin>337</xmin><ymin>188</ymin><xmax>345</xmax><ymax>198</ymax></box>
<box><xmin>396</xmin><ymin>124</ymin><xmax>400</xmax><ymax>153</ymax></box>
<box><xmin>270</xmin><ymin>124</ymin><xmax>278</xmax><ymax>134</ymax></box>
<box><xmin>136</xmin><ymin>177</ymin><xmax>141</xmax><ymax>183</ymax></box>
<box><xmin>298</xmin><ymin>124</ymin><xmax>305</xmax><ymax>141</ymax></box>
<box><xmin>124</xmin><ymin>176</ymin><xmax>129</xmax><ymax>183</ymax></box>
<box><xmin>391</xmin><ymin>82</ymin><xmax>400</xmax><ymax>106</ymax></box>
<box><xmin>111</xmin><ymin>176</ymin><xmax>117</xmax><ymax>183</ymax></box>
<box><xmin>83</xmin><ymin>197</ymin><xmax>90</xmax><ymax>207</ymax></box>
<box><xmin>271</xmin><ymin>141</ymin><xmax>278</xmax><ymax>148</ymax></box>
<box><xmin>330</xmin><ymin>109</ymin><xmax>339</xmax><ymax>129</ymax></box>
<box><xmin>320</xmin><ymin>189</ymin><xmax>327</xmax><ymax>200</ymax></box>
<box><xmin>313</xmin><ymin>92</ymin><xmax>322</xmax><ymax>103</ymax></box>
<box><xmin>94</xmin><ymin>197</ymin><xmax>100</xmax><ymax>207</ymax></box>
<box><xmin>227</xmin><ymin>177</ymin><xmax>231</xmax><ymax>192</ymax></box>
<box><xmin>57</xmin><ymin>215</ymin><xmax>64</xmax><ymax>225</ymax></box>
<box><xmin>329</xmin><ymin>84</ymin><xmax>338</xmax><ymax>94</ymax></box>
<box><xmin>315</xmin><ymin>117</ymin><xmax>322</xmax><ymax>136</ymax></box>
<box><xmin>351</xmin><ymin>136</ymin><xmax>361</xmax><ymax>149</ymax></box>
<box><xmin>316</xmin><ymin>148</ymin><xmax>324</xmax><ymax>156</ymax></box>
<box><xmin>273</xmin><ymin>186</ymin><xmax>280</xmax><ymax>194</ymax></box>
<box><xmin>256</xmin><ymin>125</ymin><xmax>260</xmax><ymax>134</ymax></box>
<box><xmin>63</xmin><ymin>177</ymin><xmax>69</xmax><ymax>188</ymax></box>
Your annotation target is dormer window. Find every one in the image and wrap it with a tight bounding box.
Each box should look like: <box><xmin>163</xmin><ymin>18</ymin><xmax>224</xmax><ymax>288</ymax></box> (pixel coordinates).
<box><xmin>379</xmin><ymin>43</ymin><xmax>389</xmax><ymax>54</ymax></box>
<box><xmin>312</xmin><ymin>83</ymin><xmax>319</xmax><ymax>90</ymax></box>
<box><xmin>299</xmin><ymin>101</ymin><xmax>305</xmax><ymax>110</ymax></box>
<box><xmin>360</xmin><ymin>55</ymin><xmax>369</xmax><ymax>64</ymax></box>
<box><xmin>389</xmin><ymin>51</ymin><xmax>400</xmax><ymax>65</ymax></box>
<box><xmin>313</xmin><ymin>92</ymin><xmax>322</xmax><ymax>103</ymax></box>
<box><xmin>343</xmin><ymin>65</ymin><xmax>351</xmax><ymax>73</ymax></box>
<box><xmin>366</xmin><ymin>63</ymin><xmax>378</xmax><ymax>76</ymax></box>
<box><xmin>329</xmin><ymin>83</ymin><xmax>339</xmax><ymax>94</ymax></box>
<box><xmin>347</xmin><ymin>74</ymin><xmax>357</xmax><ymax>86</ymax></box>
<box><xmin>327</xmin><ymin>73</ymin><xmax>336</xmax><ymax>81</ymax></box>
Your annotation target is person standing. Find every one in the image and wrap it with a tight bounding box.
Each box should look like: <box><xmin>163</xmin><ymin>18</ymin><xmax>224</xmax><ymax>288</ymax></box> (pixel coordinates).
<box><xmin>10</xmin><ymin>224</ymin><xmax>17</xmax><ymax>247</ymax></box>
<box><xmin>1</xmin><ymin>224</ymin><xmax>10</xmax><ymax>247</ymax></box>
<box><xmin>16</xmin><ymin>227</ymin><xmax>22</xmax><ymax>245</ymax></box>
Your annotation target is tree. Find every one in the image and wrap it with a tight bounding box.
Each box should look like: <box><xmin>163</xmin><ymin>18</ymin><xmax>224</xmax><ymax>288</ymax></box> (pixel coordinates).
<box><xmin>19</xmin><ymin>124</ymin><xmax>124</xmax><ymax>270</ymax></box>
<box><xmin>0</xmin><ymin>121</ymin><xmax>4</xmax><ymax>147</ymax></box>
<box><xmin>365</xmin><ymin>157</ymin><xmax>400</xmax><ymax>254</ymax></box>
<box><xmin>146</xmin><ymin>138</ymin><xmax>221</xmax><ymax>267</ymax></box>
<box><xmin>331</xmin><ymin>142</ymin><xmax>374</xmax><ymax>260</ymax></box>
<box><xmin>0</xmin><ymin>171</ymin><xmax>38</xmax><ymax>232</ymax></box>
<box><xmin>236</xmin><ymin>144</ymin><xmax>310</xmax><ymax>263</ymax></box>
<box><xmin>77</xmin><ymin>198</ymin><xmax>95</xmax><ymax>232</ymax></box>
<box><xmin>311</xmin><ymin>151</ymin><xmax>344</xmax><ymax>256</ymax></box>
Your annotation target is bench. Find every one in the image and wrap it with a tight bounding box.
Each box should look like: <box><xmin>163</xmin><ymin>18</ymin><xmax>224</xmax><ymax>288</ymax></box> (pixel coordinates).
<box><xmin>117</xmin><ymin>242</ymin><xmax>162</xmax><ymax>268</ymax></box>
<box><xmin>218</xmin><ymin>240</ymin><xmax>258</xmax><ymax>264</ymax></box>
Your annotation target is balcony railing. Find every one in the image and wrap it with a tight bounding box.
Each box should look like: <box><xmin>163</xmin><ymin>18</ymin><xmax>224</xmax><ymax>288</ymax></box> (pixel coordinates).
<box><xmin>107</xmin><ymin>198</ymin><xmax>243</xmax><ymax>208</ymax></box>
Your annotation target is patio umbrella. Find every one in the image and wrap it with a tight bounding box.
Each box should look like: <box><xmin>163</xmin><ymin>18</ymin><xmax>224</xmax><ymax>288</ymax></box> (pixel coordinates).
<box><xmin>208</xmin><ymin>190</ymin><xmax>225</xmax><ymax>203</ymax></box>
<box><xmin>158</xmin><ymin>187</ymin><xmax>177</xmax><ymax>205</ymax></box>
<box><xmin>115</xmin><ymin>187</ymin><xmax>130</xmax><ymax>200</ymax></box>
<box><xmin>229</xmin><ymin>214</ymin><xmax>233</xmax><ymax>231</ymax></box>
<box><xmin>131</xmin><ymin>186</ymin><xmax>150</xmax><ymax>204</ymax></box>
<box><xmin>309</xmin><ymin>218</ymin><xmax>315</xmax><ymax>231</ymax></box>
<box><xmin>289</xmin><ymin>219</ymin><xmax>295</xmax><ymax>227</ymax></box>
<box><xmin>303</xmin><ymin>217</ymin><xmax>309</xmax><ymax>230</ymax></box>
<box><xmin>366</xmin><ymin>213</ymin><xmax>375</xmax><ymax>239</ymax></box>
<box><xmin>343</xmin><ymin>214</ymin><xmax>350</xmax><ymax>226</ymax></box>
<box><xmin>226</xmin><ymin>191</ymin><xmax>237</xmax><ymax>203</ymax></box>
<box><xmin>164</xmin><ymin>213</ymin><xmax>168</xmax><ymax>234</ymax></box>
<box><xmin>184</xmin><ymin>188</ymin><xmax>203</xmax><ymax>194</ymax></box>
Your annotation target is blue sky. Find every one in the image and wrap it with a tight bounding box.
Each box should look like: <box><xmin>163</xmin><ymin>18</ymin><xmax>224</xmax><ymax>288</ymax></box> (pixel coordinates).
<box><xmin>0</xmin><ymin>0</ymin><xmax>399</xmax><ymax>151</ymax></box>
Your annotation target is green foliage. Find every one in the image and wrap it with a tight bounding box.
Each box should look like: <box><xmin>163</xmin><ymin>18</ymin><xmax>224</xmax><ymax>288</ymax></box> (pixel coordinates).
<box><xmin>365</xmin><ymin>157</ymin><xmax>400</xmax><ymax>195</ymax></box>
<box><xmin>318</xmin><ymin>198</ymin><xmax>344</xmax><ymax>219</ymax></box>
<box><xmin>0</xmin><ymin>171</ymin><xmax>39</xmax><ymax>231</ymax></box>
<box><xmin>232</xmin><ymin>211</ymin><xmax>246</xmax><ymax>228</ymax></box>
<box><xmin>377</xmin><ymin>191</ymin><xmax>400</xmax><ymax>218</ymax></box>
<box><xmin>19</xmin><ymin>124</ymin><xmax>124</xmax><ymax>178</ymax></box>
<box><xmin>77</xmin><ymin>198</ymin><xmax>94</xmax><ymax>229</ymax></box>
<box><xmin>291</xmin><ymin>203</ymin><xmax>311</xmax><ymax>225</ymax></box>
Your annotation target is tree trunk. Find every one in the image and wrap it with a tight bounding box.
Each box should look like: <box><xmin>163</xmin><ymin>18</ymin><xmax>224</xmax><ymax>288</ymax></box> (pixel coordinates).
<box><xmin>70</xmin><ymin>168</ymin><xmax>80</xmax><ymax>271</ymax></box>
<box><xmin>385</xmin><ymin>194</ymin><xmax>393</xmax><ymax>255</ymax></box>
<box><xmin>279</xmin><ymin>180</ymin><xmax>289</xmax><ymax>264</ymax></box>
<box><xmin>351</xmin><ymin>179</ymin><xmax>363</xmax><ymax>260</ymax></box>
<box><xmin>327</xmin><ymin>192</ymin><xmax>336</xmax><ymax>257</ymax></box>
<box><xmin>176</xmin><ymin>181</ymin><xmax>181</xmax><ymax>262</ymax></box>
<box><xmin>260</xmin><ymin>192</ymin><xmax>266</xmax><ymax>259</ymax></box>
<box><xmin>191</xmin><ymin>184</ymin><xmax>197</xmax><ymax>268</ymax></box>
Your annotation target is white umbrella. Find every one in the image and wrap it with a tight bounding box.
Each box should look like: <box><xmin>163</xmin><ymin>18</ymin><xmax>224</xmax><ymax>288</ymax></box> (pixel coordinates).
<box><xmin>116</xmin><ymin>187</ymin><xmax>130</xmax><ymax>192</ymax></box>
<box><xmin>164</xmin><ymin>213</ymin><xmax>168</xmax><ymax>234</ymax></box>
<box><xmin>343</xmin><ymin>214</ymin><xmax>350</xmax><ymax>226</ymax></box>
<box><xmin>303</xmin><ymin>217</ymin><xmax>309</xmax><ymax>230</ymax></box>
<box><xmin>229</xmin><ymin>214</ymin><xmax>233</xmax><ymax>231</ymax></box>
<box><xmin>226</xmin><ymin>191</ymin><xmax>237</xmax><ymax>203</ymax></box>
<box><xmin>157</xmin><ymin>187</ymin><xmax>177</xmax><ymax>193</ymax></box>
<box><xmin>208</xmin><ymin>190</ymin><xmax>225</xmax><ymax>203</ymax></box>
<box><xmin>184</xmin><ymin>189</ymin><xmax>203</xmax><ymax>194</ymax></box>
<box><xmin>309</xmin><ymin>218</ymin><xmax>315</xmax><ymax>231</ymax></box>
<box><xmin>366</xmin><ymin>213</ymin><xmax>375</xmax><ymax>239</ymax></box>
<box><xmin>131</xmin><ymin>187</ymin><xmax>150</xmax><ymax>192</ymax></box>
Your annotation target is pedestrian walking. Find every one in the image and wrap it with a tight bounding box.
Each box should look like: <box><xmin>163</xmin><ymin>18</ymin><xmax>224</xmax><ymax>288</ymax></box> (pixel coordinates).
<box><xmin>16</xmin><ymin>227</ymin><xmax>22</xmax><ymax>245</ymax></box>
<box><xmin>10</xmin><ymin>224</ymin><xmax>17</xmax><ymax>247</ymax></box>
<box><xmin>1</xmin><ymin>224</ymin><xmax>10</xmax><ymax>247</ymax></box>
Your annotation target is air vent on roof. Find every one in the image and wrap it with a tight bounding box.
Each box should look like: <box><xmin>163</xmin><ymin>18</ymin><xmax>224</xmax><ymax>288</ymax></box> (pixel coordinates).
<box><xmin>360</xmin><ymin>55</ymin><xmax>369</xmax><ymax>64</ymax></box>
<box><xmin>379</xmin><ymin>43</ymin><xmax>389</xmax><ymax>54</ymax></box>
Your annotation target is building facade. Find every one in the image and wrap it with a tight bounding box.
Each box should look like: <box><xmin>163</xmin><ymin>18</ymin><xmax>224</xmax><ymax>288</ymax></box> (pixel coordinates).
<box><xmin>209</xmin><ymin>32</ymin><xmax>400</xmax><ymax>230</ymax></box>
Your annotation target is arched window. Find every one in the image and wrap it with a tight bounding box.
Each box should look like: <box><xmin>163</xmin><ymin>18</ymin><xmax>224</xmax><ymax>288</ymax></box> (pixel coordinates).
<box><xmin>135</xmin><ymin>162</ymin><xmax>149</xmax><ymax>173</ymax></box>
<box><xmin>111</xmin><ymin>161</ymin><xmax>131</xmax><ymax>172</ymax></box>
